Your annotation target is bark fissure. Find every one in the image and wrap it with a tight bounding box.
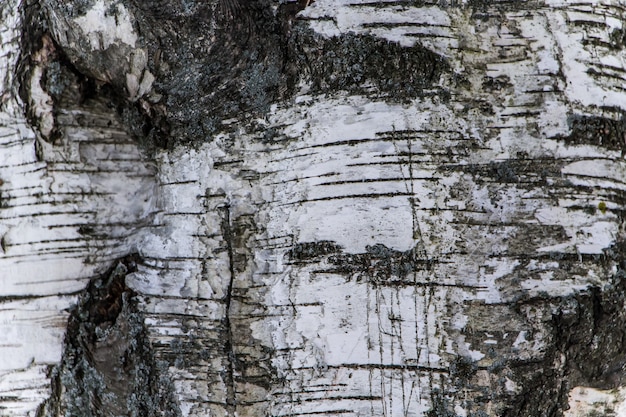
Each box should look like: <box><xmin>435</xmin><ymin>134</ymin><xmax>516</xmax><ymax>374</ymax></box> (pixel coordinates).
<box><xmin>219</xmin><ymin>203</ymin><xmax>238</xmax><ymax>415</ymax></box>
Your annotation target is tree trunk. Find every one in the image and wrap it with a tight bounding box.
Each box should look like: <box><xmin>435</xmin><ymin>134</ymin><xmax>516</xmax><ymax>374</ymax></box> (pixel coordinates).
<box><xmin>2</xmin><ymin>0</ymin><xmax>626</xmax><ymax>416</ymax></box>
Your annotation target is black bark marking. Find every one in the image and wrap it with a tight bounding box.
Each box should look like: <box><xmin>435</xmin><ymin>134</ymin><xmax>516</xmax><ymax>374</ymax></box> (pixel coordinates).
<box><xmin>482</xmin><ymin>75</ymin><xmax>513</xmax><ymax>92</ymax></box>
<box><xmin>609</xmin><ymin>27</ymin><xmax>626</xmax><ymax>50</ymax></box>
<box><xmin>559</xmin><ymin>113</ymin><xmax>626</xmax><ymax>151</ymax></box>
<box><xmin>329</xmin><ymin>244</ymin><xmax>427</xmax><ymax>284</ymax></box>
<box><xmin>286</xmin><ymin>241</ymin><xmax>434</xmax><ymax>285</ymax></box>
<box><xmin>441</xmin><ymin>157</ymin><xmax>566</xmax><ymax>187</ymax></box>
<box><xmin>286</xmin><ymin>241</ymin><xmax>342</xmax><ymax>261</ymax></box>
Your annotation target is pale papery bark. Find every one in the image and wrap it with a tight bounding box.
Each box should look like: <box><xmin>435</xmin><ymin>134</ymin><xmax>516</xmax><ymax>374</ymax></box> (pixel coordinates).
<box><xmin>1</xmin><ymin>1</ymin><xmax>626</xmax><ymax>416</ymax></box>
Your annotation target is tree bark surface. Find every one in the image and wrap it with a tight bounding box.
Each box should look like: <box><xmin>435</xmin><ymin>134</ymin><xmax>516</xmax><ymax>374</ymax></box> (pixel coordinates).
<box><xmin>2</xmin><ymin>0</ymin><xmax>626</xmax><ymax>416</ymax></box>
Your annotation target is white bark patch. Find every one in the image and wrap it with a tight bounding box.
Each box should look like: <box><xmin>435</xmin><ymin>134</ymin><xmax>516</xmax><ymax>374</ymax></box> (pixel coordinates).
<box><xmin>0</xmin><ymin>1</ymin><xmax>156</xmax><ymax>407</ymax></box>
<box><xmin>0</xmin><ymin>109</ymin><xmax>157</xmax><ymax>416</ymax></box>
<box><xmin>565</xmin><ymin>386</ymin><xmax>626</xmax><ymax>416</ymax></box>
<box><xmin>544</xmin><ymin>1</ymin><xmax>626</xmax><ymax>109</ymax></box>
<box><xmin>0</xmin><ymin>3</ymin><xmax>70</xmax><ymax>414</ymax></box>
<box><xmin>73</xmin><ymin>0</ymin><xmax>137</xmax><ymax>50</ymax></box>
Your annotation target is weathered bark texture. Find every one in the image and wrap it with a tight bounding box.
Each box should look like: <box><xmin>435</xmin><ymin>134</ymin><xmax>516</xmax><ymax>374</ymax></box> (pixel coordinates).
<box><xmin>2</xmin><ymin>0</ymin><xmax>626</xmax><ymax>416</ymax></box>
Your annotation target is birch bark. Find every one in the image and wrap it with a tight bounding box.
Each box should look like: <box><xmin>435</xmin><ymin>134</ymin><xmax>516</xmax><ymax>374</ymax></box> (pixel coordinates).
<box><xmin>1</xmin><ymin>1</ymin><xmax>626</xmax><ymax>416</ymax></box>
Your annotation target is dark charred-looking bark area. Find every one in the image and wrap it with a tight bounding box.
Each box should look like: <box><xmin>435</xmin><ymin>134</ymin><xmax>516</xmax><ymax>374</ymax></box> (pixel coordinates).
<box><xmin>434</xmin><ymin>264</ymin><xmax>626</xmax><ymax>417</ymax></box>
<box><xmin>503</xmin><ymin>245</ymin><xmax>626</xmax><ymax>417</ymax></box>
<box><xmin>445</xmin><ymin>243</ymin><xmax>626</xmax><ymax>417</ymax></box>
<box><xmin>35</xmin><ymin>0</ymin><xmax>448</xmax><ymax>149</ymax></box>
<box><xmin>287</xmin><ymin>28</ymin><xmax>448</xmax><ymax>99</ymax></box>
<box><xmin>39</xmin><ymin>255</ymin><xmax>181</xmax><ymax>417</ymax></box>
<box><xmin>287</xmin><ymin>241</ymin><xmax>433</xmax><ymax>285</ymax></box>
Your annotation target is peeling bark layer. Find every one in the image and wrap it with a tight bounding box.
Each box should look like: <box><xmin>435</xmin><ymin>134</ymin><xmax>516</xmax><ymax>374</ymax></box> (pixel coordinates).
<box><xmin>2</xmin><ymin>0</ymin><xmax>626</xmax><ymax>416</ymax></box>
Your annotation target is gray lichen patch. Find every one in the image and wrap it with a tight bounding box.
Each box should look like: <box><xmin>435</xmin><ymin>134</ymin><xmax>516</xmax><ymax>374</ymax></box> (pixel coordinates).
<box><xmin>39</xmin><ymin>255</ymin><xmax>181</xmax><ymax>417</ymax></box>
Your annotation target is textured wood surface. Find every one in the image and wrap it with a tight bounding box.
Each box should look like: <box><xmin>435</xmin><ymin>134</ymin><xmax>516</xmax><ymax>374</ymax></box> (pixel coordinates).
<box><xmin>1</xmin><ymin>0</ymin><xmax>626</xmax><ymax>416</ymax></box>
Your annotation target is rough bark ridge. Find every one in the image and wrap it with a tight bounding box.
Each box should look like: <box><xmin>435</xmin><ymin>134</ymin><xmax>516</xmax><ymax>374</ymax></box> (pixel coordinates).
<box><xmin>2</xmin><ymin>0</ymin><xmax>626</xmax><ymax>416</ymax></box>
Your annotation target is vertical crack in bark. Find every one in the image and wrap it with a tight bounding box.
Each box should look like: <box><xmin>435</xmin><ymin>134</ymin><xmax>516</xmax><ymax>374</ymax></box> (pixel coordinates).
<box><xmin>219</xmin><ymin>204</ymin><xmax>237</xmax><ymax>415</ymax></box>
